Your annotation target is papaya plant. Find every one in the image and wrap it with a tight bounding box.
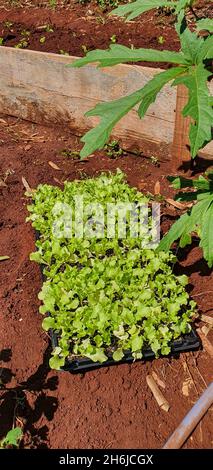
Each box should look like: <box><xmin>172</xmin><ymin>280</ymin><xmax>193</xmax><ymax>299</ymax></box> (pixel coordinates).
<box><xmin>69</xmin><ymin>1</ymin><xmax>213</xmax><ymax>267</ymax></box>
<box><xmin>70</xmin><ymin>1</ymin><xmax>213</xmax><ymax>159</ymax></box>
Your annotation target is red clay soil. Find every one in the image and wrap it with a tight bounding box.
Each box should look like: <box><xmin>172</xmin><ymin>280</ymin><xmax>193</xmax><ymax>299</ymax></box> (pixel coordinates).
<box><xmin>0</xmin><ymin>0</ymin><xmax>212</xmax><ymax>68</ymax></box>
<box><xmin>0</xmin><ymin>116</ymin><xmax>212</xmax><ymax>449</ymax></box>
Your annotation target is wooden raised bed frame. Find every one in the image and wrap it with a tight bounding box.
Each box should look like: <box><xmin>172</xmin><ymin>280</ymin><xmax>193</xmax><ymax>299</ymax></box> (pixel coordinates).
<box><xmin>0</xmin><ymin>46</ymin><xmax>212</xmax><ymax>165</ymax></box>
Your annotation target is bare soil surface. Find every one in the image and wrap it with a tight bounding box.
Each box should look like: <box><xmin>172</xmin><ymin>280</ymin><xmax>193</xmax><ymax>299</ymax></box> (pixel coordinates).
<box><xmin>0</xmin><ymin>116</ymin><xmax>212</xmax><ymax>449</ymax></box>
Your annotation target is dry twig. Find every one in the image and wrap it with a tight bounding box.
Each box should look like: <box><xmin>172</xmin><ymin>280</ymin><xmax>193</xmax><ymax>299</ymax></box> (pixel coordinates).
<box><xmin>146</xmin><ymin>374</ymin><xmax>170</xmax><ymax>412</ymax></box>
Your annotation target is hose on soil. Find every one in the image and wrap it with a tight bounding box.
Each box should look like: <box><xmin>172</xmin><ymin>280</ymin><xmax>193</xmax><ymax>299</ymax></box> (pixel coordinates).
<box><xmin>163</xmin><ymin>381</ymin><xmax>213</xmax><ymax>449</ymax></box>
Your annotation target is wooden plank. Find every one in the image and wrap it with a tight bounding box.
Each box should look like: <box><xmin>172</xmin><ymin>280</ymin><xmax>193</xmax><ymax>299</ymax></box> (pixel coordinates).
<box><xmin>0</xmin><ymin>46</ymin><xmax>212</xmax><ymax>159</ymax></box>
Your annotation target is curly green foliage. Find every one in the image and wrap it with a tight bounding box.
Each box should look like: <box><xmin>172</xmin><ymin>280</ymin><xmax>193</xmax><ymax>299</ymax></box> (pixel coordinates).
<box><xmin>27</xmin><ymin>170</ymin><xmax>151</xmax><ymax>268</ymax></box>
<box><xmin>157</xmin><ymin>172</ymin><xmax>213</xmax><ymax>267</ymax></box>
<box><xmin>27</xmin><ymin>171</ymin><xmax>196</xmax><ymax>369</ymax></box>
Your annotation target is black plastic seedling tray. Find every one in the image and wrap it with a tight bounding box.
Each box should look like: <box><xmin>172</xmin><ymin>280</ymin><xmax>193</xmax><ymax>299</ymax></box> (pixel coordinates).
<box><xmin>36</xmin><ymin>234</ymin><xmax>201</xmax><ymax>373</ymax></box>
<box><xmin>50</xmin><ymin>328</ymin><xmax>201</xmax><ymax>373</ymax></box>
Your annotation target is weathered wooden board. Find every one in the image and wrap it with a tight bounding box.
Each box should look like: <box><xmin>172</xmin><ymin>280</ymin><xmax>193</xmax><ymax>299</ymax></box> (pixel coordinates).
<box><xmin>0</xmin><ymin>46</ymin><xmax>212</xmax><ymax>159</ymax></box>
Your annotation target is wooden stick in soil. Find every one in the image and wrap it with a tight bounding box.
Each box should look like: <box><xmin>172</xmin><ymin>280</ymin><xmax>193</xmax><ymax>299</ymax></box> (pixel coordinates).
<box><xmin>163</xmin><ymin>382</ymin><xmax>213</xmax><ymax>449</ymax></box>
<box><xmin>172</xmin><ymin>84</ymin><xmax>191</xmax><ymax>171</ymax></box>
<box><xmin>146</xmin><ymin>375</ymin><xmax>170</xmax><ymax>411</ymax></box>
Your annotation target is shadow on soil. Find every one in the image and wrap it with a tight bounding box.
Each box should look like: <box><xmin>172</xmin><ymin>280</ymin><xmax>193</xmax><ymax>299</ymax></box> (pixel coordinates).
<box><xmin>174</xmin><ymin>241</ymin><xmax>212</xmax><ymax>277</ymax></box>
<box><xmin>0</xmin><ymin>345</ymin><xmax>58</xmax><ymax>448</ymax></box>
<box><xmin>177</xmin><ymin>155</ymin><xmax>213</xmax><ymax>174</ymax></box>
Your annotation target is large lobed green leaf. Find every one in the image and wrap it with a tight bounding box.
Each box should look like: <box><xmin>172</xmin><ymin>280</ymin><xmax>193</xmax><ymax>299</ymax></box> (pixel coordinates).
<box><xmin>80</xmin><ymin>90</ymin><xmax>143</xmax><ymax>158</ymax></box>
<box><xmin>79</xmin><ymin>67</ymin><xmax>185</xmax><ymax>157</ymax></box>
<box><xmin>70</xmin><ymin>44</ymin><xmax>190</xmax><ymax>68</ymax></box>
<box><xmin>157</xmin><ymin>196</ymin><xmax>213</xmax><ymax>253</ymax></box>
<box><xmin>111</xmin><ymin>0</ymin><xmax>195</xmax><ymax>22</ymax></box>
<box><xmin>111</xmin><ymin>0</ymin><xmax>175</xmax><ymax>21</ymax></box>
<box><xmin>173</xmin><ymin>64</ymin><xmax>213</xmax><ymax>158</ymax></box>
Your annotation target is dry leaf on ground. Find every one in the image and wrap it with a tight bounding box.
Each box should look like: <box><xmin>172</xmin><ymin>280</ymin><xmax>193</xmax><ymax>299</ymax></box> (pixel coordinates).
<box><xmin>138</xmin><ymin>181</ymin><xmax>145</xmax><ymax>191</ymax></box>
<box><xmin>154</xmin><ymin>181</ymin><xmax>161</xmax><ymax>195</ymax></box>
<box><xmin>22</xmin><ymin>177</ymin><xmax>35</xmax><ymax>195</ymax></box>
<box><xmin>53</xmin><ymin>177</ymin><xmax>64</xmax><ymax>185</ymax></box>
<box><xmin>0</xmin><ymin>178</ymin><xmax>7</xmax><ymax>187</ymax></box>
<box><xmin>48</xmin><ymin>161</ymin><xmax>61</xmax><ymax>170</ymax></box>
